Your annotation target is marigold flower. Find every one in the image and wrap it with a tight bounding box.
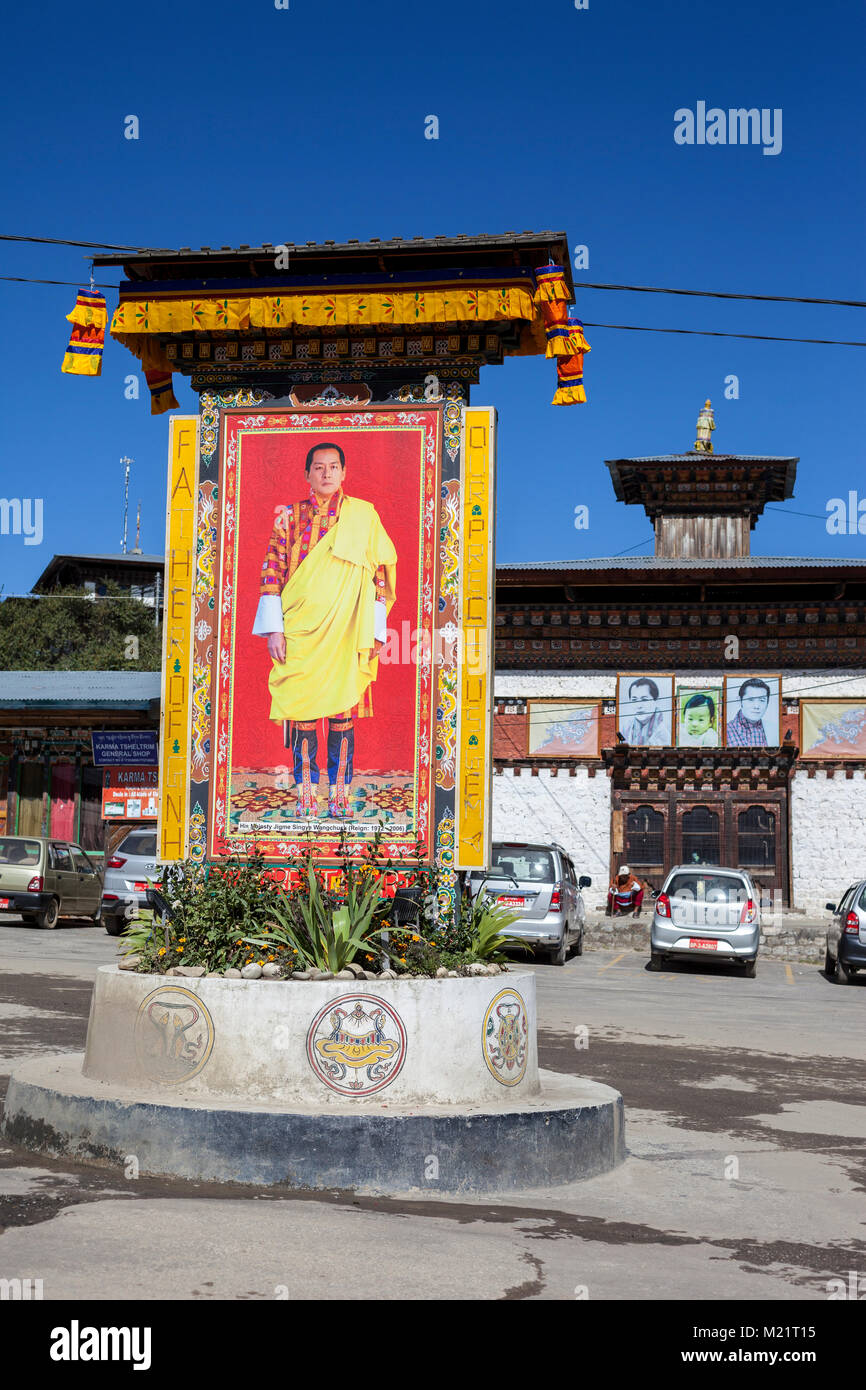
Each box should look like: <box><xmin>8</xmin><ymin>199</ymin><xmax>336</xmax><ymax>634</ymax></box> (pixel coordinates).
<box><xmin>177</xmin><ymin>945</ymin><xmax>184</xmax><ymax>953</ymax></box>
<box><xmin>158</xmin><ymin>947</ymin><xmax>166</xmax><ymax>956</ymax></box>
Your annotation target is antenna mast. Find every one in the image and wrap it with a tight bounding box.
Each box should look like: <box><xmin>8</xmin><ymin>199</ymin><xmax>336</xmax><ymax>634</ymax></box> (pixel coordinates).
<box><xmin>120</xmin><ymin>457</ymin><xmax>133</xmax><ymax>553</ymax></box>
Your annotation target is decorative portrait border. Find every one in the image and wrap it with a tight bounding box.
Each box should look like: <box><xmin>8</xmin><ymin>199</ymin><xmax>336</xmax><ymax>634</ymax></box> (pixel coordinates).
<box><xmin>207</xmin><ymin>405</ymin><xmax>442</xmax><ymax>862</ymax></box>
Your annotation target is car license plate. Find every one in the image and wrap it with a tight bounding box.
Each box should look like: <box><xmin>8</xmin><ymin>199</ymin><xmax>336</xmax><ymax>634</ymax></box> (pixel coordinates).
<box><xmin>0</xmin><ymin>898</ymin><xmax>8</xmax><ymax>909</ymax></box>
<box><xmin>690</xmin><ymin>938</ymin><xmax>718</xmax><ymax>950</ymax></box>
<box><xmin>498</xmin><ymin>895</ymin><xmax>526</xmax><ymax>908</ymax></box>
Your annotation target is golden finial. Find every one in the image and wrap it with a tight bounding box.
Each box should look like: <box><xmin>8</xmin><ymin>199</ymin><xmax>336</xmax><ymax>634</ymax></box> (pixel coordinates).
<box><xmin>694</xmin><ymin>398</ymin><xmax>715</xmax><ymax>453</ymax></box>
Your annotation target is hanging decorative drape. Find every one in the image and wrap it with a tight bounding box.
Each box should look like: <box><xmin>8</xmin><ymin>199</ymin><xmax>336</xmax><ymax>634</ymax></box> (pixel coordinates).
<box><xmin>551</xmin><ymin>315</ymin><xmax>587</xmax><ymax>405</ymax></box>
<box><xmin>61</xmin><ymin>288</ymin><xmax>107</xmax><ymax>376</ymax></box>
<box><xmin>533</xmin><ymin>264</ymin><xmax>590</xmax><ymax>402</ymax></box>
<box><xmin>106</xmin><ymin>270</ymin><xmax>591</xmax><ymax>411</ymax></box>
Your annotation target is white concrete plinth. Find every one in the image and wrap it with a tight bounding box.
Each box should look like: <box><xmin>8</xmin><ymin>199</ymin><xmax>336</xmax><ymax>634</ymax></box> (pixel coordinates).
<box><xmin>83</xmin><ymin>966</ymin><xmax>539</xmax><ymax>1107</ymax></box>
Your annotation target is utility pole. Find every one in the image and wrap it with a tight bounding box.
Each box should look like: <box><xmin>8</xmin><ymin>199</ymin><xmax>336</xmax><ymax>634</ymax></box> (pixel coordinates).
<box><xmin>120</xmin><ymin>456</ymin><xmax>133</xmax><ymax>553</ymax></box>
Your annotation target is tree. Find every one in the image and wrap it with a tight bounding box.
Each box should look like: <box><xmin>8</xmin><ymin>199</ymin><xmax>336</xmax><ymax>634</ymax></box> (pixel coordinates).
<box><xmin>0</xmin><ymin>583</ymin><xmax>162</xmax><ymax>671</ymax></box>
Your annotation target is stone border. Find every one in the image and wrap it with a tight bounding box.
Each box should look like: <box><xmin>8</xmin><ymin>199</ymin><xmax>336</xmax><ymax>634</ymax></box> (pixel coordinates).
<box><xmin>3</xmin><ymin>1056</ymin><xmax>625</xmax><ymax>1193</ymax></box>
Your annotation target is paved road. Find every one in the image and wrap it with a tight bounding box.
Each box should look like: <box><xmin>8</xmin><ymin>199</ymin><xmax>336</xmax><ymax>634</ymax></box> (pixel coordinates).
<box><xmin>1</xmin><ymin>923</ymin><xmax>864</xmax><ymax>1301</ymax></box>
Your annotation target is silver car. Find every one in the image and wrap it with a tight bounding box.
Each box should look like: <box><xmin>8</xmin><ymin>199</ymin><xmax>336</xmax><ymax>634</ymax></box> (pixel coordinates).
<box><xmin>100</xmin><ymin>829</ymin><xmax>160</xmax><ymax>935</ymax></box>
<box><xmin>824</xmin><ymin>880</ymin><xmax>866</xmax><ymax>984</ymax></box>
<box><xmin>650</xmin><ymin>865</ymin><xmax>761</xmax><ymax>976</ymax></box>
<box><xmin>468</xmin><ymin>841</ymin><xmax>591</xmax><ymax>966</ymax></box>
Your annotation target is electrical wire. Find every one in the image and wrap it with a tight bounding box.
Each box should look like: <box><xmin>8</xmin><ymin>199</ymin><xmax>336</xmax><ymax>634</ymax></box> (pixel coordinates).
<box><xmin>0</xmin><ymin>275</ymin><xmax>117</xmax><ymax>288</ymax></box>
<box><xmin>582</xmin><ymin>321</ymin><xmax>866</xmax><ymax>347</ymax></box>
<box><xmin>2</xmin><ymin>241</ymin><xmax>863</xmax><ymax>307</ymax></box>
<box><xmin>576</xmin><ymin>281</ymin><xmax>866</xmax><ymax>309</ymax></box>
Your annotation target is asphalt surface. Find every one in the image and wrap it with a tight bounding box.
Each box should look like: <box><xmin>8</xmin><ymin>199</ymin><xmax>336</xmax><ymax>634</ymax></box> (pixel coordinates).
<box><xmin>0</xmin><ymin>918</ymin><xmax>864</xmax><ymax>1301</ymax></box>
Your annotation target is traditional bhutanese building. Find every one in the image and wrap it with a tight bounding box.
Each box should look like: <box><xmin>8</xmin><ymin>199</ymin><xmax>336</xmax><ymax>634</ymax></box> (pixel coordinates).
<box><xmin>492</xmin><ymin>412</ymin><xmax>866</xmax><ymax>911</ymax></box>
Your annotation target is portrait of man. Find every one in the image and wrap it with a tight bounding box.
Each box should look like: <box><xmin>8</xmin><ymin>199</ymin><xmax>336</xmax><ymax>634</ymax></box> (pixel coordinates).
<box><xmin>617</xmin><ymin>675</ymin><xmax>673</xmax><ymax>747</ymax></box>
<box><xmin>252</xmin><ymin>441</ymin><xmax>397</xmax><ymax>818</ymax></box>
<box><xmin>677</xmin><ymin>688</ymin><xmax>721</xmax><ymax>748</ymax></box>
<box><xmin>725</xmin><ymin>676</ymin><xmax>780</xmax><ymax>746</ymax></box>
<box><xmin>209</xmin><ymin>406</ymin><xmax>441</xmax><ymax>864</ymax></box>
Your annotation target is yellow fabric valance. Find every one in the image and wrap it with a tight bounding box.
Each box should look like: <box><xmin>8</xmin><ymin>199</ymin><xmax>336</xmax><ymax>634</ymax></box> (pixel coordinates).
<box><xmin>110</xmin><ymin>285</ymin><xmax>536</xmax><ymax>341</ymax></box>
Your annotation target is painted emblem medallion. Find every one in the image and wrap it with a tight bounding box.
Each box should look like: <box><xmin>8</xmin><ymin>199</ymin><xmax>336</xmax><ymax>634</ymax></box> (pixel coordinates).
<box><xmin>307</xmin><ymin>994</ymin><xmax>407</xmax><ymax>1096</ymax></box>
<box><xmin>134</xmin><ymin>986</ymin><xmax>215</xmax><ymax>1086</ymax></box>
<box><xmin>482</xmin><ymin>988</ymin><xmax>528</xmax><ymax>1086</ymax></box>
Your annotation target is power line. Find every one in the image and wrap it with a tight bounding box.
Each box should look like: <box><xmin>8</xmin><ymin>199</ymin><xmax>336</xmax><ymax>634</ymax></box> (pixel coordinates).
<box><xmin>0</xmin><ymin>234</ymin><xmax>159</xmax><ymax>252</ymax></box>
<box><xmin>577</xmin><ymin>281</ymin><xmax>866</xmax><ymax>309</ymax></box>
<box><xmin>0</xmin><ymin>275</ymin><xmax>117</xmax><ymax>288</ymax></box>
<box><xmin>582</xmin><ymin>321</ymin><xmax>866</xmax><ymax>347</ymax></box>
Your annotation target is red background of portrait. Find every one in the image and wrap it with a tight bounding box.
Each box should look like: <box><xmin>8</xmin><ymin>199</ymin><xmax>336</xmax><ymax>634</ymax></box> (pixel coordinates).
<box><xmin>228</xmin><ymin>424</ymin><xmax>426</xmax><ymax>773</ymax></box>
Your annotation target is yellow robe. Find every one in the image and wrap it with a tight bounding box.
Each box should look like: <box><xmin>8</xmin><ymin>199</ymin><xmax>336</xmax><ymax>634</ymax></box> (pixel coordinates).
<box><xmin>268</xmin><ymin>496</ymin><xmax>396</xmax><ymax>722</ymax></box>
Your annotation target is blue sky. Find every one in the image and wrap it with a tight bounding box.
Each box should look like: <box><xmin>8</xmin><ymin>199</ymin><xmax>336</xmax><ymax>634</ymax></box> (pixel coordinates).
<box><xmin>0</xmin><ymin>0</ymin><xmax>863</xmax><ymax>594</ymax></box>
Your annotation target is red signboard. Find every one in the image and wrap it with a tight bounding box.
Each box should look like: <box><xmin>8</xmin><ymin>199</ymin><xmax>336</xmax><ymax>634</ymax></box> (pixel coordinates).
<box><xmin>102</xmin><ymin>766</ymin><xmax>159</xmax><ymax>819</ymax></box>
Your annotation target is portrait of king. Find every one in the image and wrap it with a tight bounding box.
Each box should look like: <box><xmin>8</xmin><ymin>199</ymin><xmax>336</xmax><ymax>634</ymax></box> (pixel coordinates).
<box><xmin>252</xmin><ymin>441</ymin><xmax>397</xmax><ymax>819</ymax></box>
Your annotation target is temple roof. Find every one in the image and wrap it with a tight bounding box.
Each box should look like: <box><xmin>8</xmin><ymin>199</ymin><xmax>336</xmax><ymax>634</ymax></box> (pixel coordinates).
<box><xmin>93</xmin><ymin>230</ymin><xmax>573</xmax><ymax>289</ymax></box>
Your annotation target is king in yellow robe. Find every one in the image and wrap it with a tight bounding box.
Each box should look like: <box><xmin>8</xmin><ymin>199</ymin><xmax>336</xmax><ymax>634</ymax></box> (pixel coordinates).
<box><xmin>253</xmin><ymin>448</ymin><xmax>396</xmax><ymax>819</ymax></box>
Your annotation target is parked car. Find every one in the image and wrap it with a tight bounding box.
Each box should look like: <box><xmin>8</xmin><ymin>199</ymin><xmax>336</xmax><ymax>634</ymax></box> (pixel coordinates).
<box><xmin>101</xmin><ymin>829</ymin><xmax>161</xmax><ymax>935</ymax></box>
<box><xmin>824</xmin><ymin>882</ymin><xmax>866</xmax><ymax>984</ymax></box>
<box><xmin>649</xmin><ymin>865</ymin><xmax>761</xmax><ymax>976</ymax></box>
<box><xmin>0</xmin><ymin>835</ymin><xmax>103</xmax><ymax>929</ymax></box>
<box><xmin>466</xmin><ymin>841</ymin><xmax>591</xmax><ymax>966</ymax></box>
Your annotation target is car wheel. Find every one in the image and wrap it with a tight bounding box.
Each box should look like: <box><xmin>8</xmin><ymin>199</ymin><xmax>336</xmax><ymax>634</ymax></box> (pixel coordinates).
<box><xmin>36</xmin><ymin>898</ymin><xmax>60</xmax><ymax>929</ymax></box>
<box><xmin>575</xmin><ymin>929</ymin><xmax>584</xmax><ymax>957</ymax></box>
<box><xmin>648</xmin><ymin>952</ymin><xmax>663</xmax><ymax>971</ymax></box>
<box><xmin>836</xmin><ymin>956</ymin><xmax>851</xmax><ymax>985</ymax></box>
<box><xmin>824</xmin><ymin>946</ymin><xmax>835</xmax><ymax>978</ymax></box>
<box><xmin>103</xmin><ymin>916</ymin><xmax>125</xmax><ymax>937</ymax></box>
<box><xmin>550</xmin><ymin>933</ymin><xmax>568</xmax><ymax>966</ymax></box>
<box><xmin>743</xmin><ymin>958</ymin><xmax>757</xmax><ymax>979</ymax></box>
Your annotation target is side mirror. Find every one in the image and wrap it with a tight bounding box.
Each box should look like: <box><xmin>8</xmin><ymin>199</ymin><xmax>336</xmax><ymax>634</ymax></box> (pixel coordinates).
<box><xmin>825</xmin><ymin>903</ymin><xmax>836</xmax><ymax>913</ymax></box>
<box><xmin>579</xmin><ymin>876</ymin><xmax>592</xmax><ymax>889</ymax></box>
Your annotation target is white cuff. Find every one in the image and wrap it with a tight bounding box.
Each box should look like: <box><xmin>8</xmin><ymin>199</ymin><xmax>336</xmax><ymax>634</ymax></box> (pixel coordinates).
<box><xmin>253</xmin><ymin>594</ymin><xmax>284</xmax><ymax>636</ymax></box>
<box><xmin>374</xmin><ymin>600</ymin><xmax>387</xmax><ymax>644</ymax></box>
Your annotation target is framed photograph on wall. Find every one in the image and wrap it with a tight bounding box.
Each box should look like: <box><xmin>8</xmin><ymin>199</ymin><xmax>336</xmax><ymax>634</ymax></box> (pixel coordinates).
<box><xmin>800</xmin><ymin>699</ymin><xmax>866</xmax><ymax>758</ymax></box>
<box><xmin>676</xmin><ymin>686</ymin><xmax>723</xmax><ymax>748</ymax></box>
<box><xmin>724</xmin><ymin>674</ymin><xmax>781</xmax><ymax>747</ymax></box>
<box><xmin>616</xmin><ymin>674</ymin><xmax>675</xmax><ymax>747</ymax></box>
<box><xmin>527</xmin><ymin>700</ymin><xmax>601</xmax><ymax>757</ymax></box>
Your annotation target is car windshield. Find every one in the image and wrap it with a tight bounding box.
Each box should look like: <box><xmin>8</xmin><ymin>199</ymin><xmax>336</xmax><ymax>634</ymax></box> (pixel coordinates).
<box><xmin>489</xmin><ymin>847</ymin><xmax>555</xmax><ymax>882</ymax></box>
<box><xmin>667</xmin><ymin>872</ymin><xmax>748</xmax><ymax>904</ymax></box>
<box><xmin>0</xmin><ymin>838</ymin><xmax>41</xmax><ymax>866</ymax></box>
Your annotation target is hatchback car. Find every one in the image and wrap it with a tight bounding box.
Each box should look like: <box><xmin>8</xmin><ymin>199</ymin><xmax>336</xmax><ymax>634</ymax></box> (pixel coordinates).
<box><xmin>824</xmin><ymin>881</ymin><xmax>866</xmax><ymax>984</ymax></box>
<box><xmin>467</xmin><ymin>841</ymin><xmax>591</xmax><ymax>965</ymax></box>
<box><xmin>101</xmin><ymin>828</ymin><xmax>161</xmax><ymax>934</ymax></box>
<box><xmin>649</xmin><ymin>865</ymin><xmax>761</xmax><ymax>975</ymax></box>
<box><xmin>0</xmin><ymin>836</ymin><xmax>103</xmax><ymax>928</ymax></box>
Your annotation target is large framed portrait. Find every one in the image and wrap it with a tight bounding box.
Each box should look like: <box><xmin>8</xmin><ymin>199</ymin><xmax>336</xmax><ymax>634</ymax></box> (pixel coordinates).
<box><xmin>800</xmin><ymin>700</ymin><xmax>866</xmax><ymax>758</ymax></box>
<box><xmin>208</xmin><ymin>406</ymin><xmax>442</xmax><ymax>861</ymax></box>
<box><xmin>724</xmin><ymin>674</ymin><xmax>781</xmax><ymax>747</ymax></box>
<box><xmin>676</xmin><ymin>685</ymin><xmax>722</xmax><ymax>748</ymax></box>
<box><xmin>616</xmin><ymin>674</ymin><xmax>674</xmax><ymax>747</ymax></box>
<box><xmin>527</xmin><ymin>700</ymin><xmax>600</xmax><ymax>757</ymax></box>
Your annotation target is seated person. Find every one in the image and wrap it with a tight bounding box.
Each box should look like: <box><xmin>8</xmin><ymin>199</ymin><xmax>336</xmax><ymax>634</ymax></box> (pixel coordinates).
<box><xmin>606</xmin><ymin>865</ymin><xmax>645</xmax><ymax>918</ymax></box>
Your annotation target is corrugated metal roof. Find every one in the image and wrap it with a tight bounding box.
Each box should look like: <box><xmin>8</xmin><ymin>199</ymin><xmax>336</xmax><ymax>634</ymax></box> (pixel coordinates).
<box><xmin>497</xmin><ymin>557</ymin><xmax>862</xmax><ymax>571</ymax></box>
<box><xmin>93</xmin><ymin>230</ymin><xmax>568</xmax><ymax>268</ymax></box>
<box><xmin>0</xmin><ymin>672</ymin><xmax>162</xmax><ymax>708</ymax></box>
<box><xmin>604</xmin><ymin>454</ymin><xmax>797</xmax><ymax>464</ymax></box>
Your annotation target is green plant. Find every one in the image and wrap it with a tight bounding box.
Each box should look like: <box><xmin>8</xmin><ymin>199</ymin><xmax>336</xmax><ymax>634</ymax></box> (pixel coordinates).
<box><xmin>245</xmin><ymin>859</ymin><xmax>384</xmax><ymax>972</ymax></box>
<box><xmin>466</xmin><ymin>897</ymin><xmax>531</xmax><ymax>962</ymax></box>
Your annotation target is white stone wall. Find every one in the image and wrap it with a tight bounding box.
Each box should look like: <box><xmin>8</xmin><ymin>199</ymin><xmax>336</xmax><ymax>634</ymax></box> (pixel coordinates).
<box><xmin>791</xmin><ymin>769</ymin><xmax>866</xmax><ymax>911</ymax></box>
<box><xmin>492</xmin><ymin>767</ymin><xmax>610</xmax><ymax>897</ymax></box>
